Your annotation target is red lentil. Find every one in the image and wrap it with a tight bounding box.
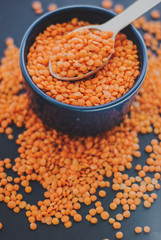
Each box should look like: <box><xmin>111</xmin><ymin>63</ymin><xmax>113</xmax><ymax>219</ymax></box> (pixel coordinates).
<box><xmin>100</xmin><ymin>211</ymin><xmax>109</xmax><ymax>220</ymax></box>
<box><xmin>123</xmin><ymin>211</ymin><xmax>130</xmax><ymax>218</ymax></box>
<box><xmin>116</xmin><ymin>214</ymin><xmax>123</xmax><ymax>221</ymax></box>
<box><xmin>99</xmin><ymin>190</ymin><xmax>106</xmax><ymax>198</ymax></box>
<box><xmin>90</xmin><ymin>217</ymin><xmax>98</xmax><ymax>224</ymax></box>
<box><xmin>109</xmin><ymin>218</ymin><xmax>115</xmax><ymax>224</ymax></box>
<box><xmin>113</xmin><ymin>222</ymin><xmax>121</xmax><ymax>230</ymax></box>
<box><xmin>74</xmin><ymin>214</ymin><xmax>82</xmax><ymax>222</ymax></box>
<box><xmin>114</xmin><ymin>4</ymin><xmax>124</xmax><ymax>14</ymax></box>
<box><xmin>116</xmin><ymin>231</ymin><xmax>123</xmax><ymax>239</ymax></box>
<box><xmin>48</xmin><ymin>3</ymin><xmax>57</xmax><ymax>12</ymax></box>
<box><xmin>0</xmin><ymin>222</ymin><xmax>3</xmax><ymax>230</ymax></box>
<box><xmin>32</xmin><ymin>1</ymin><xmax>43</xmax><ymax>15</ymax></box>
<box><xmin>101</xmin><ymin>0</ymin><xmax>113</xmax><ymax>9</ymax></box>
<box><xmin>151</xmin><ymin>10</ymin><xmax>160</xmax><ymax>19</ymax></box>
<box><xmin>25</xmin><ymin>186</ymin><xmax>32</xmax><ymax>193</ymax></box>
<box><xmin>64</xmin><ymin>221</ymin><xmax>72</xmax><ymax>228</ymax></box>
<box><xmin>96</xmin><ymin>206</ymin><xmax>104</xmax><ymax>214</ymax></box>
<box><xmin>52</xmin><ymin>218</ymin><xmax>59</xmax><ymax>225</ymax></box>
<box><xmin>144</xmin><ymin>226</ymin><xmax>150</xmax><ymax>233</ymax></box>
<box><xmin>89</xmin><ymin>208</ymin><xmax>97</xmax><ymax>216</ymax></box>
<box><xmin>135</xmin><ymin>226</ymin><xmax>142</xmax><ymax>234</ymax></box>
<box><xmin>112</xmin><ymin>200</ymin><xmax>119</xmax><ymax>208</ymax></box>
<box><xmin>30</xmin><ymin>222</ymin><xmax>37</xmax><ymax>230</ymax></box>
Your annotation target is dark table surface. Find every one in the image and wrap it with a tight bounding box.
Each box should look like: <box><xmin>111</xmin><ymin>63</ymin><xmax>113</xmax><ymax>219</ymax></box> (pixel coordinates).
<box><xmin>0</xmin><ymin>0</ymin><xmax>161</xmax><ymax>240</ymax></box>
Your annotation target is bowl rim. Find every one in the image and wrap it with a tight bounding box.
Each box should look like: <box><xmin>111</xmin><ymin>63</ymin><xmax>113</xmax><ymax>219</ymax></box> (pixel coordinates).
<box><xmin>20</xmin><ymin>5</ymin><xmax>148</xmax><ymax>112</ymax></box>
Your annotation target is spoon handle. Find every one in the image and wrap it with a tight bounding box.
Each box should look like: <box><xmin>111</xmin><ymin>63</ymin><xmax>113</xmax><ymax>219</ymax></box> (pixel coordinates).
<box><xmin>100</xmin><ymin>0</ymin><xmax>161</xmax><ymax>35</ymax></box>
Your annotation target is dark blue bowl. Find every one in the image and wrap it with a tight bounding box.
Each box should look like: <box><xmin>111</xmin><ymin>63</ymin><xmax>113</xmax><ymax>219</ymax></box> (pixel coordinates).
<box><xmin>20</xmin><ymin>5</ymin><xmax>148</xmax><ymax>136</ymax></box>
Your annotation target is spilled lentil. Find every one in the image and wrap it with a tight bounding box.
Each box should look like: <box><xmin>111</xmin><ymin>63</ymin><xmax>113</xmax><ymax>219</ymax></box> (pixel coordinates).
<box><xmin>151</xmin><ymin>9</ymin><xmax>160</xmax><ymax>20</ymax></box>
<box><xmin>135</xmin><ymin>226</ymin><xmax>142</xmax><ymax>234</ymax></box>
<box><xmin>32</xmin><ymin>1</ymin><xmax>43</xmax><ymax>15</ymax></box>
<box><xmin>0</xmin><ymin>7</ymin><xmax>161</xmax><ymax>240</ymax></box>
<box><xmin>0</xmin><ymin>222</ymin><xmax>3</xmax><ymax>230</ymax></box>
<box><xmin>48</xmin><ymin>3</ymin><xmax>57</xmax><ymax>12</ymax></box>
<box><xmin>0</xmin><ymin>36</ymin><xmax>161</xmax><ymax>235</ymax></box>
<box><xmin>144</xmin><ymin>226</ymin><xmax>150</xmax><ymax>233</ymax></box>
<box><xmin>114</xmin><ymin>4</ymin><xmax>124</xmax><ymax>14</ymax></box>
<box><xmin>101</xmin><ymin>0</ymin><xmax>113</xmax><ymax>10</ymax></box>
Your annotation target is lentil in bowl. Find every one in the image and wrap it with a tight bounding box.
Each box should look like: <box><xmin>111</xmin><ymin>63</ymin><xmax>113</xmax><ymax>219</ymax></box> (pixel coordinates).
<box><xmin>20</xmin><ymin>5</ymin><xmax>148</xmax><ymax>135</ymax></box>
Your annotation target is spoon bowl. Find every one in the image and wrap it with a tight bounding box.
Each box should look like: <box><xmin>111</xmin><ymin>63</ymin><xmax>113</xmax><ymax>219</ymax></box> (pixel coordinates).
<box><xmin>49</xmin><ymin>51</ymin><xmax>112</xmax><ymax>81</ymax></box>
<box><xmin>49</xmin><ymin>25</ymin><xmax>115</xmax><ymax>81</ymax></box>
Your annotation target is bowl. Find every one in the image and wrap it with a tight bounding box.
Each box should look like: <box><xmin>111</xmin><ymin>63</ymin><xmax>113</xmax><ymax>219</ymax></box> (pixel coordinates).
<box><xmin>20</xmin><ymin>5</ymin><xmax>148</xmax><ymax>136</ymax></box>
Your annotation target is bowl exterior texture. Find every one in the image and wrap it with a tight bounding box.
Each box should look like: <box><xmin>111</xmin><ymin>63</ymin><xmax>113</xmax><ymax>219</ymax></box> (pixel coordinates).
<box><xmin>20</xmin><ymin>6</ymin><xmax>148</xmax><ymax>136</ymax></box>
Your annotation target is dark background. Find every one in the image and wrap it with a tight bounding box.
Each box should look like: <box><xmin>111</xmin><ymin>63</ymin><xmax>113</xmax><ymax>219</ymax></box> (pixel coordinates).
<box><xmin>0</xmin><ymin>1</ymin><xmax>161</xmax><ymax>240</ymax></box>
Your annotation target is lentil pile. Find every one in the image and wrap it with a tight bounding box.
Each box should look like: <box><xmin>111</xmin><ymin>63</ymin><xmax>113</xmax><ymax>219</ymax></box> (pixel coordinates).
<box><xmin>0</xmin><ymin>5</ymin><xmax>161</xmax><ymax>240</ymax></box>
<box><xmin>27</xmin><ymin>18</ymin><xmax>140</xmax><ymax>106</ymax></box>
<box><xmin>50</xmin><ymin>29</ymin><xmax>115</xmax><ymax>78</ymax></box>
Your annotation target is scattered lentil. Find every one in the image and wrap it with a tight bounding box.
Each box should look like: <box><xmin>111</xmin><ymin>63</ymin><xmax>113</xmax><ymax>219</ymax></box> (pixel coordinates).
<box><xmin>52</xmin><ymin>218</ymin><xmax>59</xmax><ymax>225</ymax></box>
<box><xmin>144</xmin><ymin>226</ymin><xmax>150</xmax><ymax>233</ymax></box>
<box><xmin>113</xmin><ymin>222</ymin><xmax>121</xmax><ymax>230</ymax></box>
<box><xmin>90</xmin><ymin>217</ymin><xmax>98</xmax><ymax>224</ymax></box>
<box><xmin>110</xmin><ymin>202</ymin><xmax>117</xmax><ymax>210</ymax></box>
<box><xmin>116</xmin><ymin>231</ymin><xmax>123</xmax><ymax>239</ymax></box>
<box><xmin>48</xmin><ymin>3</ymin><xmax>57</xmax><ymax>12</ymax></box>
<box><xmin>116</xmin><ymin>214</ymin><xmax>123</xmax><ymax>221</ymax></box>
<box><xmin>25</xmin><ymin>186</ymin><xmax>32</xmax><ymax>193</ymax></box>
<box><xmin>30</xmin><ymin>222</ymin><xmax>37</xmax><ymax>230</ymax></box>
<box><xmin>0</xmin><ymin>222</ymin><xmax>3</xmax><ymax>230</ymax></box>
<box><xmin>151</xmin><ymin>10</ymin><xmax>160</xmax><ymax>19</ymax></box>
<box><xmin>0</xmin><ymin>3</ymin><xmax>161</xmax><ymax>237</ymax></box>
<box><xmin>100</xmin><ymin>211</ymin><xmax>109</xmax><ymax>220</ymax></box>
<box><xmin>109</xmin><ymin>218</ymin><xmax>115</xmax><ymax>224</ymax></box>
<box><xmin>89</xmin><ymin>208</ymin><xmax>97</xmax><ymax>216</ymax></box>
<box><xmin>74</xmin><ymin>214</ymin><xmax>82</xmax><ymax>222</ymax></box>
<box><xmin>32</xmin><ymin>1</ymin><xmax>43</xmax><ymax>14</ymax></box>
<box><xmin>99</xmin><ymin>190</ymin><xmax>106</xmax><ymax>198</ymax></box>
<box><xmin>123</xmin><ymin>211</ymin><xmax>130</xmax><ymax>218</ymax></box>
<box><xmin>101</xmin><ymin>0</ymin><xmax>113</xmax><ymax>9</ymax></box>
<box><xmin>114</xmin><ymin>4</ymin><xmax>124</xmax><ymax>14</ymax></box>
<box><xmin>135</xmin><ymin>226</ymin><xmax>142</xmax><ymax>234</ymax></box>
